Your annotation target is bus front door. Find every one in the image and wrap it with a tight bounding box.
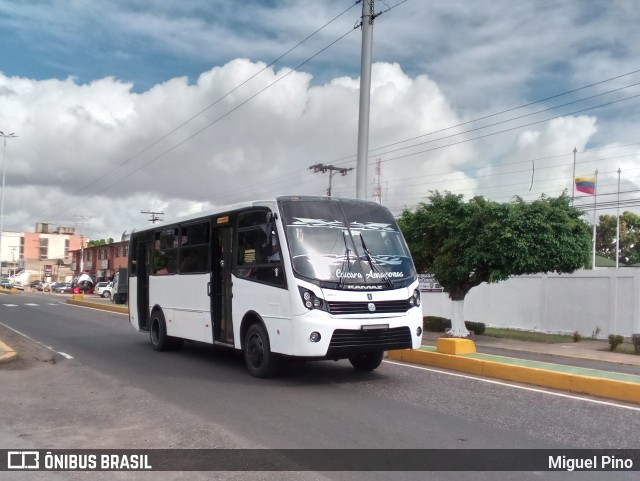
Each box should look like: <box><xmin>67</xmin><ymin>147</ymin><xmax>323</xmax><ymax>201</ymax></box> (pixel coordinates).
<box><xmin>212</xmin><ymin>227</ymin><xmax>234</xmax><ymax>345</ymax></box>
<box><xmin>136</xmin><ymin>240</ymin><xmax>151</xmax><ymax>331</ymax></box>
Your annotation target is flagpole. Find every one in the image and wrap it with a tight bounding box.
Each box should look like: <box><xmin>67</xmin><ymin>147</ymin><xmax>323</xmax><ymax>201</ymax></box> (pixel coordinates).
<box><xmin>572</xmin><ymin>147</ymin><xmax>577</xmax><ymax>205</ymax></box>
<box><xmin>616</xmin><ymin>168</ymin><xmax>621</xmax><ymax>269</ymax></box>
<box><xmin>592</xmin><ymin>169</ymin><xmax>598</xmax><ymax>270</ymax></box>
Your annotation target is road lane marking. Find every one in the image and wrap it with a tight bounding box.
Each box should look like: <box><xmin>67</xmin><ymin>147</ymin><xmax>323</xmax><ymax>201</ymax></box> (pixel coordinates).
<box><xmin>2</xmin><ymin>304</ymin><xmax>18</xmax><ymax>307</ymax></box>
<box><xmin>383</xmin><ymin>359</ymin><xmax>640</xmax><ymax>412</ymax></box>
<box><xmin>0</xmin><ymin>322</ymin><xmax>75</xmax><ymax>360</ymax></box>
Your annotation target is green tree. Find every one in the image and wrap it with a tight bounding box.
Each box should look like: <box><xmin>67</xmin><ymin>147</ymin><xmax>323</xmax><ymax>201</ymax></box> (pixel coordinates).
<box><xmin>87</xmin><ymin>239</ymin><xmax>108</xmax><ymax>247</ymax></box>
<box><xmin>595</xmin><ymin>211</ymin><xmax>640</xmax><ymax>265</ymax></box>
<box><xmin>595</xmin><ymin>214</ymin><xmax>617</xmax><ymax>261</ymax></box>
<box><xmin>621</xmin><ymin>211</ymin><xmax>640</xmax><ymax>264</ymax></box>
<box><xmin>399</xmin><ymin>192</ymin><xmax>591</xmax><ymax>337</ymax></box>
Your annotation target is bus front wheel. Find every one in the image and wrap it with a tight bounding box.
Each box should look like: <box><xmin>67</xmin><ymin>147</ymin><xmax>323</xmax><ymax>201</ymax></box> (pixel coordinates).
<box><xmin>150</xmin><ymin>311</ymin><xmax>172</xmax><ymax>351</ymax></box>
<box><xmin>243</xmin><ymin>323</ymin><xmax>278</xmax><ymax>378</ymax></box>
<box><xmin>348</xmin><ymin>351</ymin><xmax>384</xmax><ymax>371</ymax></box>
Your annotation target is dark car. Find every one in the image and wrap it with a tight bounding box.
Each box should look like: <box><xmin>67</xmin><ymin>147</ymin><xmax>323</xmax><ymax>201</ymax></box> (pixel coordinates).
<box><xmin>29</xmin><ymin>280</ymin><xmax>43</xmax><ymax>289</ymax></box>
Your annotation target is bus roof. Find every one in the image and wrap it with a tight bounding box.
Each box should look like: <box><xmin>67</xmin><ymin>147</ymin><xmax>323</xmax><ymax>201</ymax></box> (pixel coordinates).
<box><xmin>130</xmin><ymin>196</ymin><xmax>384</xmax><ymax>234</ymax></box>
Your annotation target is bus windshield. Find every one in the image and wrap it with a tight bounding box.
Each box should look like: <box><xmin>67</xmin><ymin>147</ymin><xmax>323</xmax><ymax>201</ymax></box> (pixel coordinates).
<box><xmin>279</xmin><ymin>199</ymin><xmax>416</xmax><ymax>288</ymax></box>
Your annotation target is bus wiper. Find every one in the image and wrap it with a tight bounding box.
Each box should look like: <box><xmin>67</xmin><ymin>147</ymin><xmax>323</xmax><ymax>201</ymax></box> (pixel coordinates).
<box><xmin>339</xmin><ymin>230</ymin><xmax>351</xmax><ymax>289</ymax></box>
<box><xmin>359</xmin><ymin>233</ymin><xmax>394</xmax><ymax>288</ymax></box>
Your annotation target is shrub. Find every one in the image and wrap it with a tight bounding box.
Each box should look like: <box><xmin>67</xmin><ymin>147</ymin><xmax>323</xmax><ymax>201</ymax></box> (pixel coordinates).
<box><xmin>632</xmin><ymin>334</ymin><xmax>640</xmax><ymax>354</ymax></box>
<box><xmin>591</xmin><ymin>326</ymin><xmax>601</xmax><ymax>339</ymax></box>
<box><xmin>423</xmin><ymin>317</ymin><xmax>485</xmax><ymax>335</ymax></box>
<box><xmin>573</xmin><ymin>330</ymin><xmax>581</xmax><ymax>342</ymax></box>
<box><xmin>608</xmin><ymin>334</ymin><xmax>624</xmax><ymax>352</ymax></box>
<box><xmin>465</xmin><ymin>321</ymin><xmax>486</xmax><ymax>335</ymax></box>
<box><xmin>423</xmin><ymin>316</ymin><xmax>451</xmax><ymax>332</ymax></box>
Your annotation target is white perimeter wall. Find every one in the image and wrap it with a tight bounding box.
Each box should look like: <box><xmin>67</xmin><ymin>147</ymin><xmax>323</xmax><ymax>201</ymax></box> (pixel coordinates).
<box><xmin>421</xmin><ymin>269</ymin><xmax>640</xmax><ymax>338</ymax></box>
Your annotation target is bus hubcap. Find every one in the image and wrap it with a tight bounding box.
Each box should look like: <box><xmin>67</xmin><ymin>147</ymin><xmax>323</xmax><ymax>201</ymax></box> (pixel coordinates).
<box><xmin>247</xmin><ymin>334</ymin><xmax>264</xmax><ymax>367</ymax></box>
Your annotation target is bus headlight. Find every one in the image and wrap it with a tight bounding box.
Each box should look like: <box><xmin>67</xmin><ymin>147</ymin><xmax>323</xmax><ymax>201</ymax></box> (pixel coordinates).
<box><xmin>408</xmin><ymin>289</ymin><xmax>421</xmax><ymax>308</ymax></box>
<box><xmin>298</xmin><ymin>287</ymin><xmax>326</xmax><ymax>311</ymax></box>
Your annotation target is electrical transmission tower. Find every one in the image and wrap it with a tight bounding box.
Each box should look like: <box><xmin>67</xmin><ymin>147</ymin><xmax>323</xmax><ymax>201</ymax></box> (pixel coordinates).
<box><xmin>309</xmin><ymin>163</ymin><xmax>353</xmax><ymax>197</ymax></box>
<box><xmin>372</xmin><ymin>158</ymin><xmax>382</xmax><ymax>204</ymax></box>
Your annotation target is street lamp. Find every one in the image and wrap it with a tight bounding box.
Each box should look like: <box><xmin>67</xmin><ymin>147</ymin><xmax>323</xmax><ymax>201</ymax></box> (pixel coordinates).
<box><xmin>0</xmin><ymin>131</ymin><xmax>18</xmax><ymax>279</ymax></box>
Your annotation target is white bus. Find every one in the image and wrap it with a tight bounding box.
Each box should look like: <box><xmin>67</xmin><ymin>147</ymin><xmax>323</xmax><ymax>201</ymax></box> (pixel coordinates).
<box><xmin>128</xmin><ymin>196</ymin><xmax>423</xmax><ymax>377</ymax></box>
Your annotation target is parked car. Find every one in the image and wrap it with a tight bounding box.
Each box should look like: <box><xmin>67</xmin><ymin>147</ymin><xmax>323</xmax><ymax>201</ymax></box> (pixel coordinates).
<box><xmin>29</xmin><ymin>280</ymin><xmax>43</xmax><ymax>289</ymax></box>
<box><xmin>54</xmin><ymin>282</ymin><xmax>72</xmax><ymax>294</ymax></box>
<box><xmin>95</xmin><ymin>281</ymin><xmax>112</xmax><ymax>298</ymax></box>
<box><xmin>0</xmin><ymin>279</ymin><xmax>14</xmax><ymax>289</ymax></box>
<box><xmin>48</xmin><ymin>282</ymin><xmax>65</xmax><ymax>293</ymax></box>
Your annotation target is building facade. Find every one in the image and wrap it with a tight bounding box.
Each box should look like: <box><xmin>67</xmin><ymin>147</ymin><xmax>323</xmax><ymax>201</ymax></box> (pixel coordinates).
<box><xmin>70</xmin><ymin>240</ymin><xmax>129</xmax><ymax>282</ymax></box>
<box><xmin>1</xmin><ymin>223</ymin><xmax>83</xmax><ymax>281</ymax></box>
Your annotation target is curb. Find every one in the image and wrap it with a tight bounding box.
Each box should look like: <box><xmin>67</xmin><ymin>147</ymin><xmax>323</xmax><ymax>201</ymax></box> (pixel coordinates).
<box><xmin>66</xmin><ymin>298</ymin><xmax>129</xmax><ymax>314</ymax></box>
<box><xmin>388</xmin><ymin>349</ymin><xmax>640</xmax><ymax>405</ymax></box>
<box><xmin>0</xmin><ymin>339</ymin><xmax>17</xmax><ymax>364</ymax></box>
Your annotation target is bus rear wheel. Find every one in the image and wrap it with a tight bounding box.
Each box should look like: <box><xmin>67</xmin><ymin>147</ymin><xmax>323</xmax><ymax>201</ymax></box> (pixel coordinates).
<box><xmin>243</xmin><ymin>323</ymin><xmax>278</xmax><ymax>378</ymax></box>
<box><xmin>348</xmin><ymin>351</ymin><xmax>384</xmax><ymax>371</ymax></box>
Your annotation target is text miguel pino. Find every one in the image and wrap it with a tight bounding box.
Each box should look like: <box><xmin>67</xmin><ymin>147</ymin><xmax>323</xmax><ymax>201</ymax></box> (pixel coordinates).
<box><xmin>549</xmin><ymin>455</ymin><xmax>634</xmax><ymax>471</ymax></box>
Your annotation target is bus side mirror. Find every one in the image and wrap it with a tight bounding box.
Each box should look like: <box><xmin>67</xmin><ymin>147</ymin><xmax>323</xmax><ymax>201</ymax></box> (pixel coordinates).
<box><xmin>266</xmin><ymin>212</ymin><xmax>278</xmax><ymax>224</ymax></box>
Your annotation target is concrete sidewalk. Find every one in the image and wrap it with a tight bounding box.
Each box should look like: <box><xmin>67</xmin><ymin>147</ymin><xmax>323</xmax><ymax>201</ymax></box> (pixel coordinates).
<box><xmin>1</xmin><ymin>296</ymin><xmax>638</xmax><ymax>404</ymax></box>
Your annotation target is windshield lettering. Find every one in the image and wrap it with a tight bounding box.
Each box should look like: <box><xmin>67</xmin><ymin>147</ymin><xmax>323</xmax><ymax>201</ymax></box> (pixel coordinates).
<box><xmin>281</xmin><ymin>199</ymin><xmax>417</xmax><ymax>288</ymax></box>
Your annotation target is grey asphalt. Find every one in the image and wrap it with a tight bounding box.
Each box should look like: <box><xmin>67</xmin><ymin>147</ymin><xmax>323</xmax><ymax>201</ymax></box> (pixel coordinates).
<box><xmin>1</xmin><ymin>291</ymin><xmax>639</xmax><ymax>392</ymax></box>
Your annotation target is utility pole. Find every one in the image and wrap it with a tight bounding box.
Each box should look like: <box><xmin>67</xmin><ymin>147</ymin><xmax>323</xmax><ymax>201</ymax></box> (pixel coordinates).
<box><xmin>0</xmin><ymin>131</ymin><xmax>17</xmax><ymax>278</ymax></box>
<box><xmin>74</xmin><ymin>215</ymin><xmax>93</xmax><ymax>273</ymax></box>
<box><xmin>141</xmin><ymin>210</ymin><xmax>164</xmax><ymax>223</ymax></box>
<box><xmin>355</xmin><ymin>0</ymin><xmax>375</xmax><ymax>200</ymax></box>
<box><xmin>309</xmin><ymin>164</ymin><xmax>353</xmax><ymax>197</ymax></box>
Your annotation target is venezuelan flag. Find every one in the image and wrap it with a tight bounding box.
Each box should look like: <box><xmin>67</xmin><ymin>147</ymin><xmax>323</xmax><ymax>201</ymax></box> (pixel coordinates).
<box><xmin>575</xmin><ymin>176</ymin><xmax>596</xmax><ymax>195</ymax></box>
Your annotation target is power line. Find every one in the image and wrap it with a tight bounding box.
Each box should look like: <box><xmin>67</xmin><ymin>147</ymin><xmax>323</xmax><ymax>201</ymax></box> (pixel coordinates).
<box><xmin>39</xmin><ymin>3</ymin><xmax>362</xmax><ymax>223</ymax></box>
<box><xmin>324</xmin><ymin>68</ymin><xmax>640</xmax><ymax>165</ymax></box>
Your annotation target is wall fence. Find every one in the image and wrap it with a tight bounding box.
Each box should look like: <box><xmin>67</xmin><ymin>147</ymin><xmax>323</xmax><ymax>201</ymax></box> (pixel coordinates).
<box><xmin>421</xmin><ymin>269</ymin><xmax>640</xmax><ymax>338</ymax></box>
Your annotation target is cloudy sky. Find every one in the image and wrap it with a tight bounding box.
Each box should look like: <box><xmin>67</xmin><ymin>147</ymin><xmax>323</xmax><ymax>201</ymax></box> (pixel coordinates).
<box><xmin>1</xmin><ymin>0</ymin><xmax>639</xmax><ymax>240</ymax></box>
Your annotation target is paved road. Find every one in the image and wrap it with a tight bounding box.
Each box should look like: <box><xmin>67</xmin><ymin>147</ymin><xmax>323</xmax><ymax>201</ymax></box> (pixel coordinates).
<box><xmin>0</xmin><ymin>292</ymin><xmax>638</xmax><ymax>480</ymax></box>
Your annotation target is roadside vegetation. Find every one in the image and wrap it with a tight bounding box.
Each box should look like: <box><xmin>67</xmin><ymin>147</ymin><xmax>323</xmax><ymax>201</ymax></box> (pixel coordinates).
<box><xmin>482</xmin><ymin>327</ymin><xmax>639</xmax><ymax>355</ymax></box>
<box><xmin>482</xmin><ymin>327</ymin><xmax>584</xmax><ymax>344</ymax></box>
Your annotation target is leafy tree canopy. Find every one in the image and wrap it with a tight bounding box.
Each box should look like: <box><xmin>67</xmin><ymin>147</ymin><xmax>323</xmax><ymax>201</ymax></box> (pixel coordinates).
<box><xmin>398</xmin><ymin>192</ymin><xmax>591</xmax><ymax>301</ymax></box>
<box><xmin>87</xmin><ymin>238</ymin><xmax>114</xmax><ymax>247</ymax></box>
<box><xmin>596</xmin><ymin>211</ymin><xmax>640</xmax><ymax>265</ymax></box>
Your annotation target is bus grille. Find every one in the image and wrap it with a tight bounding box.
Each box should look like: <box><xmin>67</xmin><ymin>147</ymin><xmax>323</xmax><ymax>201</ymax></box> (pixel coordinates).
<box><xmin>326</xmin><ymin>327</ymin><xmax>412</xmax><ymax>358</ymax></box>
<box><xmin>326</xmin><ymin>300</ymin><xmax>408</xmax><ymax>315</ymax></box>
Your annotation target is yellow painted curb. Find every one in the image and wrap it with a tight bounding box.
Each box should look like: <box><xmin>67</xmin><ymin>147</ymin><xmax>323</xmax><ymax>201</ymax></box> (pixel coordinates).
<box><xmin>388</xmin><ymin>349</ymin><xmax>640</xmax><ymax>405</ymax></box>
<box><xmin>66</xmin><ymin>298</ymin><xmax>129</xmax><ymax>314</ymax></box>
<box><xmin>0</xmin><ymin>339</ymin><xmax>17</xmax><ymax>364</ymax></box>
<box><xmin>437</xmin><ymin>337</ymin><xmax>476</xmax><ymax>355</ymax></box>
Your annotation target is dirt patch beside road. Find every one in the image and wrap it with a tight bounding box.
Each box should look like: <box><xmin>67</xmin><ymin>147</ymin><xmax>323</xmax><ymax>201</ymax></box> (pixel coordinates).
<box><xmin>0</xmin><ymin>322</ymin><xmax>62</xmax><ymax>370</ymax></box>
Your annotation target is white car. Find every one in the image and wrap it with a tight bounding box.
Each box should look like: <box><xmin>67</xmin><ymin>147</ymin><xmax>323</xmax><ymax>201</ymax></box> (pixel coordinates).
<box><xmin>95</xmin><ymin>281</ymin><xmax>113</xmax><ymax>298</ymax></box>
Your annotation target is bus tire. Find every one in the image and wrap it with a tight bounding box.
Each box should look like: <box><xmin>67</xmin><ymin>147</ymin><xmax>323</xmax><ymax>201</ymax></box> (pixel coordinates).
<box><xmin>243</xmin><ymin>323</ymin><xmax>278</xmax><ymax>378</ymax></box>
<box><xmin>348</xmin><ymin>351</ymin><xmax>384</xmax><ymax>371</ymax></box>
<box><xmin>150</xmin><ymin>311</ymin><xmax>171</xmax><ymax>351</ymax></box>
